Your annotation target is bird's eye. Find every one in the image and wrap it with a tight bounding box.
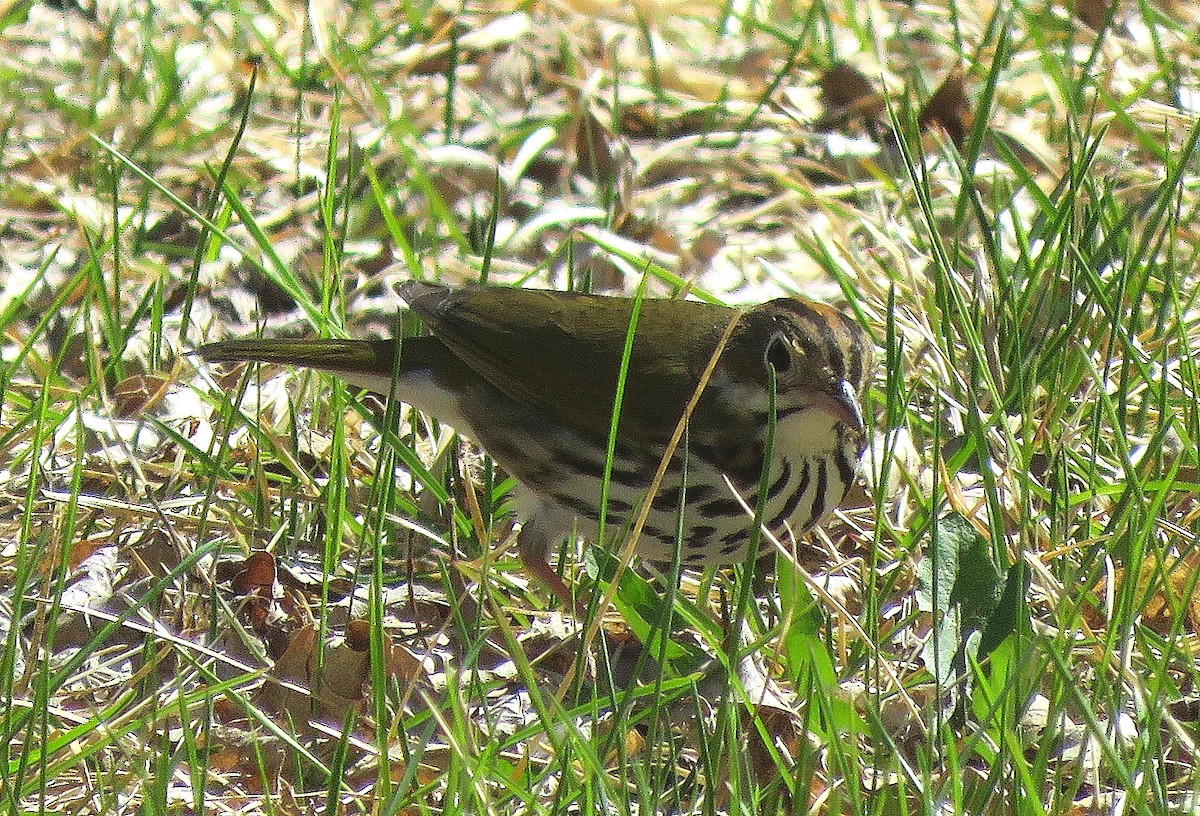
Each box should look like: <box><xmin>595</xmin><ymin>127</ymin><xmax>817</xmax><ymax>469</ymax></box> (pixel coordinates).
<box><xmin>765</xmin><ymin>333</ymin><xmax>792</xmax><ymax>373</ymax></box>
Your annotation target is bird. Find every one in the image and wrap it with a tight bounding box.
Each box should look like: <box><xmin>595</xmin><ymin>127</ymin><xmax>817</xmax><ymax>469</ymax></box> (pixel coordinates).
<box><xmin>199</xmin><ymin>281</ymin><xmax>872</xmax><ymax>610</ymax></box>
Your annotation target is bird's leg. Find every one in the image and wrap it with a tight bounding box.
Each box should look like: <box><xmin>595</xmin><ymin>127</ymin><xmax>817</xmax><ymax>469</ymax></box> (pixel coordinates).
<box><xmin>516</xmin><ymin>518</ymin><xmax>585</xmax><ymax>616</ymax></box>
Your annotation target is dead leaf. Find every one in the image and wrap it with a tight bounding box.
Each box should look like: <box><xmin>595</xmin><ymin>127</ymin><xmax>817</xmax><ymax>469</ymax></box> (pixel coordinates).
<box><xmin>113</xmin><ymin>373</ymin><xmax>169</xmax><ymax>418</ymax></box>
<box><xmin>616</xmin><ymin>105</ymin><xmax>720</xmax><ymax>139</ymax></box>
<box><xmin>213</xmin><ymin>696</ymin><xmax>248</xmax><ymax>727</ymax></box>
<box><xmin>745</xmin><ymin>704</ymin><xmax>799</xmax><ymax>801</ymax></box>
<box><xmin>1085</xmin><ymin>549</ymin><xmax>1200</xmax><ymax>634</ymax></box>
<box><xmin>231</xmin><ymin>551</ymin><xmax>277</xmax><ymax>595</ymax></box>
<box><xmin>129</xmin><ymin>527</ymin><xmax>182</xmax><ymax>580</ymax></box>
<box><xmin>816</xmin><ymin>62</ymin><xmax>885</xmax><ymax>132</ymax></box>
<box><xmin>917</xmin><ymin>69</ymin><xmax>975</xmax><ymax>149</ymax></box>
<box><xmin>385</xmin><ymin>638</ymin><xmax>427</xmax><ymax>685</ymax></box>
<box><xmin>1069</xmin><ymin>0</ymin><xmax>1117</xmax><ymax>29</ymax></box>
<box><xmin>571</xmin><ymin>106</ymin><xmax>620</xmax><ymax>187</ymax></box>
<box><xmin>319</xmin><ymin>627</ymin><xmax>372</xmax><ymax>721</ymax></box>
<box><xmin>259</xmin><ymin>624</ymin><xmax>317</xmax><ymax>721</ymax></box>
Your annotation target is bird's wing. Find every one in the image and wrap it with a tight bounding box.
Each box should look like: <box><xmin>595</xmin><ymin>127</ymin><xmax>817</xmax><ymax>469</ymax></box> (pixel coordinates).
<box><xmin>397</xmin><ymin>282</ymin><xmax>739</xmax><ymax>445</ymax></box>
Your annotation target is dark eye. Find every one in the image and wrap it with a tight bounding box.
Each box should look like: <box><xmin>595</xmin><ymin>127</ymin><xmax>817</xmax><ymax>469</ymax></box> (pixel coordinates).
<box><xmin>765</xmin><ymin>333</ymin><xmax>791</xmax><ymax>373</ymax></box>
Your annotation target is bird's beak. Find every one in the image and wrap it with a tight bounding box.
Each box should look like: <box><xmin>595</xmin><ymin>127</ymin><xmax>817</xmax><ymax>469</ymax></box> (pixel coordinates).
<box><xmin>813</xmin><ymin>380</ymin><xmax>865</xmax><ymax>433</ymax></box>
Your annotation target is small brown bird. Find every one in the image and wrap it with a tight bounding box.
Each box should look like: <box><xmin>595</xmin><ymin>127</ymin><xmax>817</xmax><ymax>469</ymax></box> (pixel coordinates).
<box><xmin>199</xmin><ymin>282</ymin><xmax>872</xmax><ymax>608</ymax></box>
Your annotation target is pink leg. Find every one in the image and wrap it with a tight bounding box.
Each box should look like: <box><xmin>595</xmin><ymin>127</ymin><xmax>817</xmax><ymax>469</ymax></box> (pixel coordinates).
<box><xmin>518</xmin><ymin>519</ymin><xmax>584</xmax><ymax>615</ymax></box>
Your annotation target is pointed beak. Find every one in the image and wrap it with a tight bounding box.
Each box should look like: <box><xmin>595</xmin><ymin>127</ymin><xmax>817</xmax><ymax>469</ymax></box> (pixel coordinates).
<box><xmin>814</xmin><ymin>380</ymin><xmax>865</xmax><ymax>433</ymax></box>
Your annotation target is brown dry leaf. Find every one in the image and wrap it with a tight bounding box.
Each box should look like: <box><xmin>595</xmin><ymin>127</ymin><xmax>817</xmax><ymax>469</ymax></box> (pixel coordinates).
<box><xmin>734</xmin><ymin>635</ymin><xmax>802</xmax><ymax>799</ymax></box>
<box><xmin>917</xmin><ymin>69</ymin><xmax>975</xmax><ymax>149</ymax></box>
<box><xmin>1068</xmin><ymin>0</ymin><xmax>1117</xmax><ymax>29</ymax></box>
<box><xmin>815</xmin><ymin>62</ymin><xmax>885</xmax><ymax>132</ymax></box>
<box><xmin>318</xmin><ymin>625</ymin><xmax>372</xmax><ymax>722</ymax></box>
<box><xmin>129</xmin><ymin>527</ymin><xmax>183</xmax><ymax>580</ymax></box>
<box><xmin>231</xmin><ymin>550</ymin><xmax>279</xmax><ymax>634</ymax></box>
<box><xmin>611</xmin><ymin>726</ymin><xmax>645</xmax><ymax>767</ymax></box>
<box><xmin>203</xmin><ymin>357</ymin><xmax>260</xmax><ymax>392</ymax></box>
<box><xmin>1142</xmin><ymin>553</ymin><xmax>1200</xmax><ymax>634</ymax></box>
<box><xmin>195</xmin><ymin>713</ymin><xmax>285</xmax><ymax>795</ymax></box>
<box><xmin>345</xmin><ymin>618</ymin><xmax>371</xmax><ymax>651</ymax></box>
<box><xmin>675</xmin><ymin>227</ymin><xmax>719</xmax><ymax>279</ymax></box>
<box><xmin>571</xmin><ymin>105</ymin><xmax>621</xmax><ymax>187</ymax></box>
<box><xmin>259</xmin><ymin>620</ymin><xmax>426</xmax><ymax>725</ymax></box>
<box><xmin>206</xmin><ymin>745</ymin><xmax>247</xmax><ymax>774</ymax></box>
<box><xmin>617</xmin><ymin>104</ymin><xmax>722</xmax><ymax>139</ymax></box>
<box><xmin>745</xmin><ymin>704</ymin><xmax>800</xmax><ymax>800</ymax></box>
<box><xmin>213</xmin><ymin>695</ymin><xmax>248</xmax><ymax>727</ymax></box>
<box><xmin>231</xmin><ymin>550</ymin><xmax>277</xmax><ymax>595</ymax></box>
<box><xmin>259</xmin><ymin>624</ymin><xmax>318</xmax><ymax>721</ymax></box>
<box><xmin>385</xmin><ymin>637</ymin><xmax>427</xmax><ymax>685</ymax></box>
<box><xmin>113</xmin><ymin>373</ymin><xmax>169</xmax><ymax>418</ymax></box>
<box><xmin>1085</xmin><ymin>550</ymin><xmax>1200</xmax><ymax>634</ymax></box>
